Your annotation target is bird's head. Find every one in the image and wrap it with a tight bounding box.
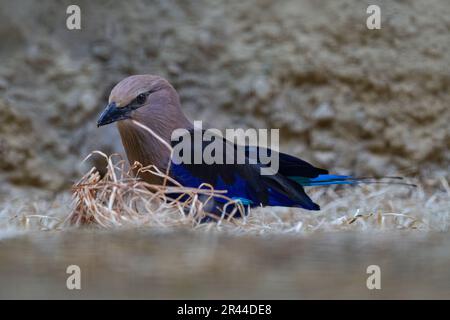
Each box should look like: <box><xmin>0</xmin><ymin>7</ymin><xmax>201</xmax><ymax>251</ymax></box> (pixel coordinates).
<box><xmin>97</xmin><ymin>74</ymin><xmax>180</xmax><ymax>127</ymax></box>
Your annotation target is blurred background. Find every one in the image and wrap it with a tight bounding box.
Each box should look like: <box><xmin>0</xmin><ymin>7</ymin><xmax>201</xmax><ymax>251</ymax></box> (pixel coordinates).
<box><xmin>1</xmin><ymin>0</ymin><xmax>449</xmax><ymax>199</ymax></box>
<box><xmin>0</xmin><ymin>0</ymin><xmax>449</xmax><ymax>299</ymax></box>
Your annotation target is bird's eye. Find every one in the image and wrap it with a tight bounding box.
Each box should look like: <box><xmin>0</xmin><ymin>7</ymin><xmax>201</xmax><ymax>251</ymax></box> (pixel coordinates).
<box><xmin>136</xmin><ymin>93</ymin><xmax>147</xmax><ymax>105</ymax></box>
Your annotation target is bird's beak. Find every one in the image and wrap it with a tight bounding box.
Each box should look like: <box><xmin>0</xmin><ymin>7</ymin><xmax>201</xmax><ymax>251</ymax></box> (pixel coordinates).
<box><xmin>97</xmin><ymin>102</ymin><xmax>131</xmax><ymax>127</ymax></box>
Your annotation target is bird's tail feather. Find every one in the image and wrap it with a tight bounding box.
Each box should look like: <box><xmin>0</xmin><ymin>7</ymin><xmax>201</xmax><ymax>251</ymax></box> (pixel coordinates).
<box><xmin>289</xmin><ymin>174</ymin><xmax>417</xmax><ymax>187</ymax></box>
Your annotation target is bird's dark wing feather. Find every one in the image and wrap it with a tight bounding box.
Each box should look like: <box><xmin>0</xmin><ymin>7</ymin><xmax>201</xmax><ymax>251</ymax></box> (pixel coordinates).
<box><xmin>245</xmin><ymin>146</ymin><xmax>328</xmax><ymax>178</ymax></box>
<box><xmin>169</xmin><ymin>130</ymin><xmax>321</xmax><ymax>212</ymax></box>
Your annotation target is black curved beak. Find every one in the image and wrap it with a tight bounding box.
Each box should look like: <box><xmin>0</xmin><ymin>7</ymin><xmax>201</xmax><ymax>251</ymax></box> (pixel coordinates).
<box><xmin>97</xmin><ymin>102</ymin><xmax>131</xmax><ymax>127</ymax></box>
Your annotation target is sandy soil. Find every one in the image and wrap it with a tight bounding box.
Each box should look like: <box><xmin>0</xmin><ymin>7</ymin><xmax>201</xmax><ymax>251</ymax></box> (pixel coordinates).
<box><xmin>1</xmin><ymin>230</ymin><xmax>450</xmax><ymax>299</ymax></box>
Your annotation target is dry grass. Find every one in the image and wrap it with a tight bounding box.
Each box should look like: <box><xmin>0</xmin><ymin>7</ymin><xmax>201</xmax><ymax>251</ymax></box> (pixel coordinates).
<box><xmin>1</xmin><ymin>151</ymin><xmax>448</xmax><ymax>235</ymax></box>
<box><xmin>69</xmin><ymin>151</ymin><xmax>246</xmax><ymax>228</ymax></box>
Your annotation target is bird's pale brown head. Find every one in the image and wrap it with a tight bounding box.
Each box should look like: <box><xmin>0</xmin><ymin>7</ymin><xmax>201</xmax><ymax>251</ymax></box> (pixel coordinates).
<box><xmin>97</xmin><ymin>75</ymin><xmax>180</xmax><ymax>127</ymax></box>
<box><xmin>97</xmin><ymin>75</ymin><xmax>192</xmax><ymax>179</ymax></box>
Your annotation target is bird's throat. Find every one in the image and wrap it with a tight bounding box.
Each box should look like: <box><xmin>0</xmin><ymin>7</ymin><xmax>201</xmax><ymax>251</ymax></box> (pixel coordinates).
<box><xmin>117</xmin><ymin>116</ymin><xmax>192</xmax><ymax>185</ymax></box>
<box><xmin>116</xmin><ymin>120</ymin><xmax>171</xmax><ymax>183</ymax></box>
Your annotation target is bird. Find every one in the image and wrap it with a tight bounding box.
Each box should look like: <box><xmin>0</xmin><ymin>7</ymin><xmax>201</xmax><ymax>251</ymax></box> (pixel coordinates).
<box><xmin>97</xmin><ymin>75</ymin><xmax>411</xmax><ymax>220</ymax></box>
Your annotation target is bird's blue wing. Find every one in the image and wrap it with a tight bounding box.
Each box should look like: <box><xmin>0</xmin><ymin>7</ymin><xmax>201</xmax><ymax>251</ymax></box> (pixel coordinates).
<box><xmin>169</xmin><ymin>130</ymin><xmax>321</xmax><ymax>213</ymax></box>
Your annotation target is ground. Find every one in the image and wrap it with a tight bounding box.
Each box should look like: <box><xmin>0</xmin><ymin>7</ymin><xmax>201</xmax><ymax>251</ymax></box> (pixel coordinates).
<box><xmin>2</xmin><ymin>231</ymin><xmax>450</xmax><ymax>299</ymax></box>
